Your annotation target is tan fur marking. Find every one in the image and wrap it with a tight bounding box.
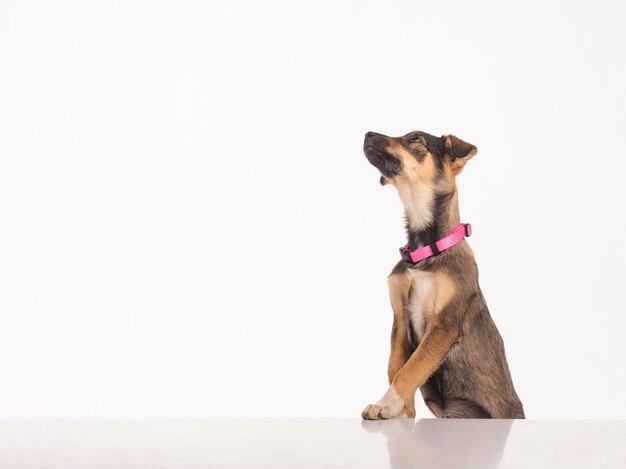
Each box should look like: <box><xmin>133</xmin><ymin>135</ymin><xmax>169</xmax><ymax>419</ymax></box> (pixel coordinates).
<box><xmin>389</xmin><ymin>141</ymin><xmax>437</xmax><ymax>185</ymax></box>
<box><xmin>407</xmin><ymin>271</ymin><xmax>456</xmax><ymax>335</ymax></box>
<box><xmin>393</xmin><ymin>272</ymin><xmax>458</xmax><ymax>400</ymax></box>
<box><xmin>444</xmin><ymin>135</ymin><xmax>477</xmax><ymax>175</ymax></box>
<box><xmin>387</xmin><ymin>272</ymin><xmax>413</xmax><ymax>384</ymax></box>
<box><xmin>395</xmin><ymin>179</ymin><xmax>436</xmax><ymax>231</ymax></box>
<box><xmin>421</xmin><ymin>273</ymin><xmax>456</xmax><ymax>320</ymax></box>
<box><xmin>386</xmin><ymin>139</ymin><xmax>441</xmax><ymax>231</ymax></box>
<box><xmin>392</xmin><ymin>326</ymin><xmax>458</xmax><ymax>401</ymax></box>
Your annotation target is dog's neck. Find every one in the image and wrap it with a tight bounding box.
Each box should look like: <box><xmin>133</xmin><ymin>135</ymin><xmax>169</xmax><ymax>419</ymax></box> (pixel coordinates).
<box><xmin>398</xmin><ymin>185</ymin><xmax>460</xmax><ymax>250</ymax></box>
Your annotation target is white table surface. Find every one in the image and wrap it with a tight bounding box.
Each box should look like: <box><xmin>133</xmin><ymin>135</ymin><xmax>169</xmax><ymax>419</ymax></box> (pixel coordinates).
<box><xmin>0</xmin><ymin>419</ymin><xmax>624</xmax><ymax>468</ymax></box>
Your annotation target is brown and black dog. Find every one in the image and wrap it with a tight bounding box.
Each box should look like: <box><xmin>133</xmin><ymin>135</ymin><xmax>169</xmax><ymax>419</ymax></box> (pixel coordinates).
<box><xmin>362</xmin><ymin>130</ymin><xmax>524</xmax><ymax>419</ymax></box>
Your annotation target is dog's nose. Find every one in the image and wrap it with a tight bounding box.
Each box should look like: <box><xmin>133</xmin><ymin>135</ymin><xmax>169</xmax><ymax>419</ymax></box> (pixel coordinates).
<box><xmin>365</xmin><ymin>131</ymin><xmax>377</xmax><ymax>139</ymax></box>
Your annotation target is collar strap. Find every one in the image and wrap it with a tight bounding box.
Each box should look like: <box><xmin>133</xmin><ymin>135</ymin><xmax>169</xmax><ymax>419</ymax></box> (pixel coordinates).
<box><xmin>400</xmin><ymin>223</ymin><xmax>472</xmax><ymax>265</ymax></box>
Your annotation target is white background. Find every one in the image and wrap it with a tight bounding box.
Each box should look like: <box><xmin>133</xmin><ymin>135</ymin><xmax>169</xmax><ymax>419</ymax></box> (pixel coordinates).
<box><xmin>1</xmin><ymin>0</ymin><xmax>625</xmax><ymax>419</ymax></box>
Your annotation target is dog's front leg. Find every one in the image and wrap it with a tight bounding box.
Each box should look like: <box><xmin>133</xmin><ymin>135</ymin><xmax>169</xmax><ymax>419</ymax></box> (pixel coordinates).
<box><xmin>388</xmin><ymin>316</ymin><xmax>413</xmax><ymax>385</ymax></box>
<box><xmin>387</xmin><ymin>272</ymin><xmax>413</xmax><ymax>384</ymax></box>
<box><xmin>362</xmin><ymin>325</ymin><xmax>458</xmax><ymax>420</ymax></box>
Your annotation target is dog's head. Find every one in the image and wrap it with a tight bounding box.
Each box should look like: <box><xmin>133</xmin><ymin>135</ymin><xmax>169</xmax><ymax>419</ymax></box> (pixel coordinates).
<box><xmin>363</xmin><ymin>131</ymin><xmax>477</xmax><ymax>190</ymax></box>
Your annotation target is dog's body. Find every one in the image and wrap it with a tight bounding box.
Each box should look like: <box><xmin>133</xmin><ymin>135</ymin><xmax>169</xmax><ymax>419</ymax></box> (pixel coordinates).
<box><xmin>362</xmin><ymin>130</ymin><xmax>524</xmax><ymax>419</ymax></box>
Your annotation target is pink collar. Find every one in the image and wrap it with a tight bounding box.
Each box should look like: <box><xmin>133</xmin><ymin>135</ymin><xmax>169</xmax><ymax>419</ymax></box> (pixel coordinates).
<box><xmin>400</xmin><ymin>223</ymin><xmax>472</xmax><ymax>264</ymax></box>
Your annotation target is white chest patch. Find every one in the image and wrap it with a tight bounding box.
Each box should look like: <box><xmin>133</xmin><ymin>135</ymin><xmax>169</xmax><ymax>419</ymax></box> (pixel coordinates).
<box><xmin>407</xmin><ymin>270</ymin><xmax>436</xmax><ymax>340</ymax></box>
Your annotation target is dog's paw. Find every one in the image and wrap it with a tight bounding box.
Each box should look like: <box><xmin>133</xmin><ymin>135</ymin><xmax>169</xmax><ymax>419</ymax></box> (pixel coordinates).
<box><xmin>361</xmin><ymin>403</ymin><xmax>384</xmax><ymax>420</ymax></box>
<box><xmin>361</xmin><ymin>387</ymin><xmax>415</xmax><ymax>420</ymax></box>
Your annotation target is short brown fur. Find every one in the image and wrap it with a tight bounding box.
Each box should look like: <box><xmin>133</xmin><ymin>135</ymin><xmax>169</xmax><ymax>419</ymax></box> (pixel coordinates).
<box><xmin>362</xmin><ymin>131</ymin><xmax>524</xmax><ymax>420</ymax></box>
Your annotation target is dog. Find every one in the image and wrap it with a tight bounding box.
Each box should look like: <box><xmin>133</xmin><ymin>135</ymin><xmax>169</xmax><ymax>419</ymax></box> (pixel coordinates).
<box><xmin>361</xmin><ymin>130</ymin><xmax>524</xmax><ymax>419</ymax></box>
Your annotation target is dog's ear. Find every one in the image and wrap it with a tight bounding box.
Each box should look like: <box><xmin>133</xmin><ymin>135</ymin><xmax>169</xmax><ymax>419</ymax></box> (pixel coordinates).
<box><xmin>443</xmin><ymin>135</ymin><xmax>477</xmax><ymax>174</ymax></box>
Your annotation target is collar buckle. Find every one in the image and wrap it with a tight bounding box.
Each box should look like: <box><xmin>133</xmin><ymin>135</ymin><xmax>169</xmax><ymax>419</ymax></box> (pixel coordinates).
<box><xmin>399</xmin><ymin>247</ymin><xmax>414</xmax><ymax>264</ymax></box>
<box><xmin>464</xmin><ymin>223</ymin><xmax>472</xmax><ymax>237</ymax></box>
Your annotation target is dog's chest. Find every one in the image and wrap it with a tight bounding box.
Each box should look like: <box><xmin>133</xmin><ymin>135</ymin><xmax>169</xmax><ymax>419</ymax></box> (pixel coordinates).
<box><xmin>407</xmin><ymin>270</ymin><xmax>436</xmax><ymax>340</ymax></box>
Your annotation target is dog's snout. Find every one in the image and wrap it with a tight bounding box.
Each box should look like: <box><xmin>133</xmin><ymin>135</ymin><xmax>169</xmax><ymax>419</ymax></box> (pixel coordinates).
<box><xmin>365</xmin><ymin>131</ymin><xmax>377</xmax><ymax>139</ymax></box>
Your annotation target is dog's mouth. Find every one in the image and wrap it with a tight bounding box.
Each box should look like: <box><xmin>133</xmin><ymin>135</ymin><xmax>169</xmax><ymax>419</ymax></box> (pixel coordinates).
<box><xmin>363</xmin><ymin>144</ymin><xmax>401</xmax><ymax>179</ymax></box>
<box><xmin>363</xmin><ymin>144</ymin><xmax>383</xmax><ymax>160</ymax></box>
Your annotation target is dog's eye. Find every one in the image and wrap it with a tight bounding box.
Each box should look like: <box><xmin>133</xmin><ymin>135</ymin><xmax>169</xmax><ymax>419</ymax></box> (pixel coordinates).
<box><xmin>408</xmin><ymin>135</ymin><xmax>421</xmax><ymax>144</ymax></box>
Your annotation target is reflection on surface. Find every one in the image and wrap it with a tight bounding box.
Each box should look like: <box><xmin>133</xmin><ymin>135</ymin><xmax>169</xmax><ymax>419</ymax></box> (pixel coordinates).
<box><xmin>362</xmin><ymin>418</ymin><xmax>513</xmax><ymax>468</ymax></box>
